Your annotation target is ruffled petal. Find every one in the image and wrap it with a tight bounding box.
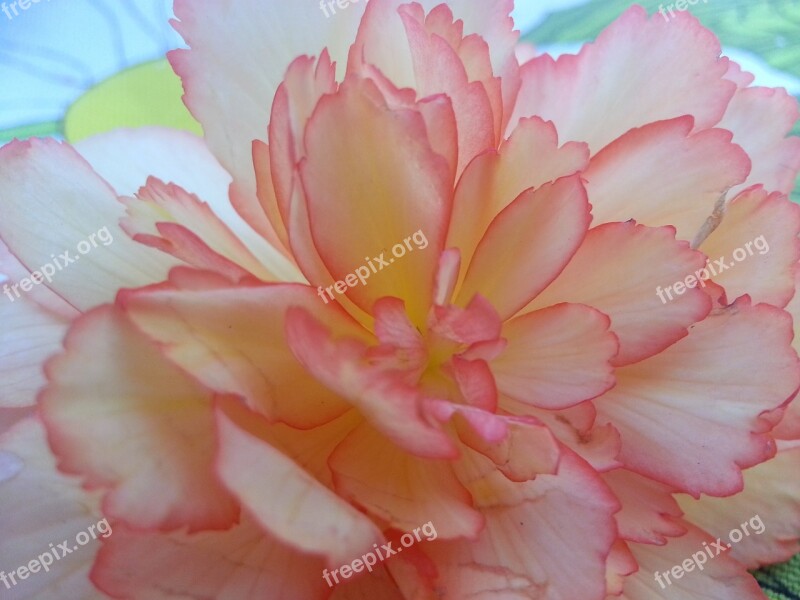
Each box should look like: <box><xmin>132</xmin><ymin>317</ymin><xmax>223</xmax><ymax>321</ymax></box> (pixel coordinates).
<box><xmin>426</xmin><ymin>449</ymin><xmax>619</xmax><ymax>599</ymax></box>
<box><xmin>447</xmin><ymin>117</ymin><xmax>589</xmax><ymax>275</ymax></box>
<box><xmin>456</xmin><ymin>175</ymin><xmax>591</xmax><ymax>320</ymax></box>
<box><xmin>215</xmin><ymin>401</ymin><xmax>383</xmax><ymax>566</ymax></box>
<box><xmin>301</xmin><ymin>77</ymin><xmax>451</xmax><ymax>323</ymax></box>
<box><xmin>329</xmin><ymin>421</ymin><xmax>484</xmax><ymax>540</ymax></box>
<box><xmin>170</xmin><ymin>0</ymin><xmax>368</xmax><ymax>246</ymax></box>
<box><xmin>596</xmin><ymin>299</ymin><xmax>800</xmax><ymax>496</ymax></box>
<box><xmin>584</xmin><ymin>117</ymin><xmax>751</xmax><ymax>241</ymax></box>
<box><xmin>0</xmin><ymin>139</ymin><xmax>178</xmax><ymax>310</ymax></box>
<box><xmin>698</xmin><ymin>186</ymin><xmax>800</xmax><ymax>308</ymax></box>
<box><xmin>678</xmin><ymin>445</ymin><xmax>800</xmax><ymax>568</ymax></box>
<box><xmin>93</xmin><ymin>515</ymin><xmax>329</xmax><ymax>600</ymax></box>
<box><xmin>286</xmin><ymin>307</ymin><xmax>459</xmax><ymax>459</ymax></box>
<box><xmin>602</xmin><ymin>469</ymin><xmax>686</xmax><ymax>545</ymax></box>
<box><xmin>121</xmin><ymin>275</ymin><xmax>357</xmax><ymax>429</ymax></box>
<box><xmin>493</xmin><ymin>303</ymin><xmax>617</xmax><ymax>410</ymax></box>
<box><xmin>525</xmin><ymin>222</ymin><xmax>711</xmax><ymax>365</ymax></box>
<box><xmin>620</xmin><ymin>524</ymin><xmax>764</xmax><ymax>599</ymax></box>
<box><xmin>717</xmin><ymin>86</ymin><xmax>800</xmax><ymax>195</ymax></box>
<box><xmin>510</xmin><ymin>6</ymin><xmax>735</xmax><ymax>151</ymax></box>
<box><xmin>40</xmin><ymin>306</ymin><xmax>238</xmax><ymax>532</ymax></box>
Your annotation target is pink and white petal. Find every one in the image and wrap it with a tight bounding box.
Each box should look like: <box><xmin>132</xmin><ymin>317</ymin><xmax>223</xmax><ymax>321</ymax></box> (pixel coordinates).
<box><xmin>301</xmin><ymin>77</ymin><xmax>451</xmax><ymax>324</ymax></box>
<box><xmin>40</xmin><ymin>305</ymin><xmax>238</xmax><ymax>532</ymax></box>
<box><xmin>122</xmin><ymin>178</ymin><xmax>280</xmax><ymax>281</ymax></box>
<box><xmin>0</xmin><ymin>274</ymin><xmax>73</xmax><ymax>408</ymax></box>
<box><xmin>170</xmin><ymin>0</ymin><xmax>368</xmax><ymax>246</ymax></box>
<box><xmin>453</xmin><ymin>413</ymin><xmax>561</xmax><ymax>482</ymax></box>
<box><xmin>0</xmin><ymin>139</ymin><xmax>178</xmax><ymax>310</ymax></box>
<box><xmin>0</xmin><ymin>418</ymin><xmax>107</xmax><ymax>599</ymax></box>
<box><xmin>447</xmin><ymin>117</ymin><xmax>589</xmax><ymax>273</ymax></box>
<box><xmin>77</xmin><ymin>129</ymin><xmax>301</xmax><ymax>281</ymax></box>
<box><xmin>348</xmin><ymin>0</ymin><xmax>518</xmax><ymax>111</ymax></box>
<box><xmin>457</xmin><ymin>175</ymin><xmax>591</xmax><ymax>320</ymax></box>
<box><xmin>493</xmin><ymin>303</ymin><xmax>617</xmax><ymax>410</ymax></box>
<box><xmin>619</xmin><ymin>525</ymin><xmax>764</xmax><ymax>599</ymax></box>
<box><xmin>329</xmin><ymin>421</ymin><xmax>484</xmax><ymax>540</ymax></box>
<box><xmin>699</xmin><ymin>187</ymin><xmax>800</xmax><ymax>308</ymax></box>
<box><xmin>677</xmin><ymin>445</ymin><xmax>800</xmax><ymax>568</ymax></box>
<box><xmin>93</xmin><ymin>515</ymin><xmax>329</xmax><ymax>600</ymax></box>
<box><xmin>122</xmin><ymin>278</ymin><xmax>357</xmax><ymax>429</ymax></box>
<box><xmin>606</xmin><ymin>541</ymin><xmax>638</xmax><ymax>597</ymax></box>
<box><xmin>0</xmin><ymin>239</ymin><xmax>77</xmax><ymax>320</ymax></box>
<box><xmin>427</xmin><ymin>449</ymin><xmax>619</xmax><ymax>599</ymax></box>
<box><xmin>510</xmin><ymin>6</ymin><xmax>735</xmax><ymax>151</ymax></box>
<box><xmin>602</xmin><ymin>469</ymin><xmax>686</xmax><ymax>545</ymax></box>
<box><xmin>268</xmin><ymin>52</ymin><xmax>338</xmax><ymax>244</ymax></box>
<box><xmin>216</xmin><ymin>403</ymin><xmax>383</xmax><ymax>566</ymax></box>
<box><xmin>724</xmin><ymin>60</ymin><xmax>755</xmax><ymax>88</ymax></box>
<box><xmin>525</xmin><ymin>222</ymin><xmax>711</xmax><ymax>366</ymax></box>
<box><xmin>286</xmin><ymin>307</ymin><xmax>458</xmax><ymax>459</ymax></box>
<box><xmin>717</xmin><ymin>86</ymin><xmax>800</xmax><ymax>195</ymax></box>
<box><xmin>120</xmin><ymin>272</ymin><xmax>356</xmax><ymax>429</ymax></box>
<box><xmin>596</xmin><ymin>300</ymin><xmax>800</xmax><ymax>497</ymax></box>
<box><xmin>584</xmin><ymin>117</ymin><xmax>751</xmax><ymax>241</ymax></box>
<box><xmin>398</xmin><ymin>2</ymin><xmax>496</xmax><ymax>174</ymax></box>
<box><xmin>518</xmin><ymin>402</ymin><xmax>623</xmax><ymax>474</ymax></box>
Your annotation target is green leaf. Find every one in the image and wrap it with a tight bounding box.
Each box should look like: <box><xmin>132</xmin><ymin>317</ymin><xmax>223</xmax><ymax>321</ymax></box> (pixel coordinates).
<box><xmin>64</xmin><ymin>58</ymin><xmax>202</xmax><ymax>143</ymax></box>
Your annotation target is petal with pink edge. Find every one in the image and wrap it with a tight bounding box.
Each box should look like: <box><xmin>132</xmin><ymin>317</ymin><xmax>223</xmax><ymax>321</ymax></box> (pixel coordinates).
<box><xmin>170</xmin><ymin>0</ymin><xmax>368</xmax><ymax>247</ymax></box>
<box><xmin>525</xmin><ymin>222</ymin><xmax>711</xmax><ymax>365</ymax></box>
<box><xmin>425</xmin><ymin>449</ymin><xmax>619</xmax><ymax>599</ymax></box>
<box><xmin>329</xmin><ymin>421</ymin><xmax>484</xmax><ymax>540</ymax></box>
<box><xmin>40</xmin><ymin>305</ymin><xmax>238</xmax><ymax>532</ymax></box>
<box><xmin>447</xmin><ymin>117</ymin><xmax>589</xmax><ymax>274</ymax></box>
<box><xmin>620</xmin><ymin>524</ymin><xmax>764</xmax><ymax>599</ymax></box>
<box><xmin>583</xmin><ymin>117</ymin><xmax>751</xmax><ymax>241</ymax></box>
<box><xmin>524</xmin><ymin>221</ymin><xmax>711</xmax><ymax>365</ymax></box>
<box><xmin>300</xmin><ymin>77</ymin><xmax>451</xmax><ymax>324</ymax></box>
<box><xmin>286</xmin><ymin>307</ymin><xmax>459</xmax><ymax>459</ymax></box>
<box><xmin>493</xmin><ymin>303</ymin><xmax>617</xmax><ymax>410</ymax></box>
<box><xmin>510</xmin><ymin>6</ymin><xmax>735</xmax><ymax>150</ymax></box>
<box><xmin>216</xmin><ymin>401</ymin><xmax>383</xmax><ymax>566</ymax></box>
<box><xmin>596</xmin><ymin>300</ymin><xmax>800</xmax><ymax>496</ymax></box>
<box><xmin>699</xmin><ymin>186</ymin><xmax>800</xmax><ymax>308</ymax></box>
<box><xmin>0</xmin><ymin>139</ymin><xmax>178</xmax><ymax>310</ymax></box>
<box><xmin>122</xmin><ymin>277</ymin><xmax>358</xmax><ymax>429</ymax></box>
<box><xmin>123</xmin><ymin>178</ymin><xmax>279</xmax><ymax>281</ymax></box>
<box><xmin>677</xmin><ymin>445</ymin><xmax>800</xmax><ymax>568</ymax></box>
<box><xmin>718</xmin><ymin>86</ymin><xmax>800</xmax><ymax>196</ymax></box>
<box><xmin>93</xmin><ymin>515</ymin><xmax>329</xmax><ymax>600</ymax></box>
<box><xmin>457</xmin><ymin>175</ymin><xmax>591</xmax><ymax>320</ymax></box>
<box><xmin>602</xmin><ymin>469</ymin><xmax>686</xmax><ymax>545</ymax></box>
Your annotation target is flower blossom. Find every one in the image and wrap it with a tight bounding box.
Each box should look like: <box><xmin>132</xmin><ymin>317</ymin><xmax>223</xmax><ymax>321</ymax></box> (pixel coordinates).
<box><xmin>1</xmin><ymin>1</ymin><xmax>799</xmax><ymax>598</ymax></box>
